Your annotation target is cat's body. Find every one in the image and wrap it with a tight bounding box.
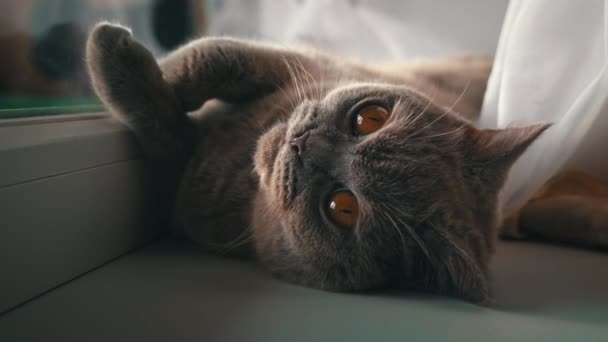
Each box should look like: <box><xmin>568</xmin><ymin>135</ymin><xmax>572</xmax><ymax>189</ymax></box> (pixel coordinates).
<box><xmin>87</xmin><ymin>23</ymin><xmax>560</xmax><ymax>303</ymax></box>
<box><xmin>174</xmin><ymin>48</ymin><xmax>492</xmax><ymax>258</ymax></box>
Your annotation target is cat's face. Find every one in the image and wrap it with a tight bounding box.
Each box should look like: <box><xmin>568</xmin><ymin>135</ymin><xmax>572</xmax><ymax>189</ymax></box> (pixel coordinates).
<box><xmin>253</xmin><ymin>83</ymin><xmax>547</xmax><ymax>302</ymax></box>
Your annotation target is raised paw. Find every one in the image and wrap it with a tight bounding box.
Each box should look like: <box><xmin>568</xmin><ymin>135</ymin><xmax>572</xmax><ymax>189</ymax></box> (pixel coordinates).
<box><xmin>86</xmin><ymin>23</ymin><xmax>139</xmax><ymax>77</ymax></box>
<box><xmin>89</xmin><ymin>22</ymin><xmax>133</xmax><ymax>49</ymax></box>
<box><xmin>85</xmin><ymin>22</ymin><xmax>194</xmax><ymax>163</ymax></box>
<box><xmin>86</xmin><ymin>22</ymin><xmax>166</xmax><ymax>104</ymax></box>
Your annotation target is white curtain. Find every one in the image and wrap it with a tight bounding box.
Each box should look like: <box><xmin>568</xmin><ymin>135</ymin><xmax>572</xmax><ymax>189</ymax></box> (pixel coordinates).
<box><xmin>480</xmin><ymin>0</ymin><xmax>608</xmax><ymax>215</ymax></box>
<box><xmin>208</xmin><ymin>0</ymin><xmax>509</xmax><ymax>61</ymax></box>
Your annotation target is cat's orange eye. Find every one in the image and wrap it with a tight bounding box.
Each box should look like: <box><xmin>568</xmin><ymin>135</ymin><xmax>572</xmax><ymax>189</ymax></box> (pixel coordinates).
<box><xmin>355</xmin><ymin>105</ymin><xmax>389</xmax><ymax>135</ymax></box>
<box><xmin>327</xmin><ymin>191</ymin><xmax>359</xmax><ymax>228</ymax></box>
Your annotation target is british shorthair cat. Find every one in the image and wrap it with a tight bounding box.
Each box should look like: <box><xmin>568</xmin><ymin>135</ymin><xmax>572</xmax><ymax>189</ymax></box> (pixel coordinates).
<box><xmin>86</xmin><ymin>23</ymin><xmax>559</xmax><ymax>303</ymax></box>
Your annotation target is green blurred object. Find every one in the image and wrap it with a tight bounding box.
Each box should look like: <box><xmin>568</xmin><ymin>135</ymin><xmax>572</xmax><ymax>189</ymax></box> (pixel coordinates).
<box><xmin>0</xmin><ymin>96</ymin><xmax>104</xmax><ymax>119</ymax></box>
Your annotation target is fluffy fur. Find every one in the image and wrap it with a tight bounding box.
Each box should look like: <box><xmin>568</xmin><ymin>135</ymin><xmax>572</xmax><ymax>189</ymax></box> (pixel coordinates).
<box><xmin>86</xmin><ymin>23</ymin><xmax>552</xmax><ymax>303</ymax></box>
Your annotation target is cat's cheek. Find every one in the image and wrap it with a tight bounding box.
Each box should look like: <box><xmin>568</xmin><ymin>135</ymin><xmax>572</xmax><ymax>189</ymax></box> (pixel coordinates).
<box><xmin>251</xmin><ymin>191</ymin><xmax>291</xmax><ymax>260</ymax></box>
<box><xmin>254</xmin><ymin>123</ymin><xmax>288</xmax><ymax>187</ymax></box>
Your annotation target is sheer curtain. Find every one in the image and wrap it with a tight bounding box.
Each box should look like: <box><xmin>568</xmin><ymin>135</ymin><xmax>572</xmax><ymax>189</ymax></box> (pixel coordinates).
<box><xmin>480</xmin><ymin>0</ymin><xmax>608</xmax><ymax>215</ymax></box>
<box><xmin>207</xmin><ymin>0</ymin><xmax>508</xmax><ymax>60</ymax></box>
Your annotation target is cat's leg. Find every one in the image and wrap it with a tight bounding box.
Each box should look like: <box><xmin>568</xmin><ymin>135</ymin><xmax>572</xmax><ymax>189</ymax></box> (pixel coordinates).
<box><xmin>516</xmin><ymin>195</ymin><xmax>608</xmax><ymax>249</ymax></box>
<box><xmin>158</xmin><ymin>35</ymin><xmax>327</xmax><ymax>111</ymax></box>
<box><xmin>502</xmin><ymin>170</ymin><xmax>608</xmax><ymax>249</ymax></box>
<box><xmin>86</xmin><ymin>23</ymin><xmax>196</xmax><ymax>164</ymax></box>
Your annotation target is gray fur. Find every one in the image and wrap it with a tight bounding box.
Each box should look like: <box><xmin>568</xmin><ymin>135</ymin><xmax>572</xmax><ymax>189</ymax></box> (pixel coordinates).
<box><xmin>86</xmin><ymin>23</ymin><xmax>547</xmax><ymax>303</ymax></box>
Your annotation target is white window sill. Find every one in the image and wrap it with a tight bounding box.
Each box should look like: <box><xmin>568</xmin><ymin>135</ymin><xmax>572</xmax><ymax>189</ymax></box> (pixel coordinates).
<box><xmin>0</xmin><ymin>113</ymin><xmax>163</xmax><ymax>314</ymax></box>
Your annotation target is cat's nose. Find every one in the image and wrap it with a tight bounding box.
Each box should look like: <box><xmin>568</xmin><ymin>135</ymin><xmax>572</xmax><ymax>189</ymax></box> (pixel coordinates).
<box><xmin>289</xmin><ymin>131</ymin><xmax>310</xmax><ymax>155</ymax></box>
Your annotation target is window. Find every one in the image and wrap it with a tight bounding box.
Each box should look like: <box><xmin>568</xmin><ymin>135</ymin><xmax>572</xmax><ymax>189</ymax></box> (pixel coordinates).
<box><xmin>0</xmin><ymin>0</ymin><xmax>206</xmax><ymax>119</ymax></box>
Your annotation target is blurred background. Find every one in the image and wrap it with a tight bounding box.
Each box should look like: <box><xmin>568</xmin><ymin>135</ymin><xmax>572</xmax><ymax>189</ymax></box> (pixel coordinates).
<box><xmin>0</xmin><ymin>0</ymin><xmax>508</xmax><ymax>119</ymax></box>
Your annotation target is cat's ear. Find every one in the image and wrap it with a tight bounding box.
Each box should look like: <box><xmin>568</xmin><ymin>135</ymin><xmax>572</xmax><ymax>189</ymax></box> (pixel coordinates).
<box><xmin>465</xmin><ymin>123</ymin><xmax>551</xmax><ymax>184</ymax></box>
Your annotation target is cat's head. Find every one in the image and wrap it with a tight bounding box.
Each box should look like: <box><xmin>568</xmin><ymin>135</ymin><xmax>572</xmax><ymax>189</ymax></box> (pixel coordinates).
<box><xmin>253</xmin><ymin>83</ymin><xmax>547</xmax><ymax>302</ymax></box>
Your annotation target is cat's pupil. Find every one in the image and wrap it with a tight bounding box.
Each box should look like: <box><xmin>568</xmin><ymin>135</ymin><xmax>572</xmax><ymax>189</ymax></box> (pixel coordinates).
<box><xmin>354</xmin><ymin>105</ymin><xmax>389</xmax><ymax>135</ymax></box>
<box><xmin>326</xmin><ymin>191</ymin><xmax>359</xmax><ymax>228</ymax></box>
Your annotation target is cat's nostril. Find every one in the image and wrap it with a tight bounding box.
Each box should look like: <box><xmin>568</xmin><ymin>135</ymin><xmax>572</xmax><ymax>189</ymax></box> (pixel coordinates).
<box><xmin>289</xmin><ymin>131</ymin><xmax>310</xmax><ymax>155</ymax></box>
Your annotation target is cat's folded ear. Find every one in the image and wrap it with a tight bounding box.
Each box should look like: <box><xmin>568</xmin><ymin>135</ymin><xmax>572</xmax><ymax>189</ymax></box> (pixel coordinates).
<box><xmin>464</xmin><ymin>123</ymin><xmax>551</xmax><ymax>185</ymax></box>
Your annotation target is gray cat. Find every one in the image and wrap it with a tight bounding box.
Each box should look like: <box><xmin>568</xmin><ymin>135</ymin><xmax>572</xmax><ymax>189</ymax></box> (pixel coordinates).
<box><xmin>86</xmin><ymin>23</ymin><xmax>548</xmax><ymax>303</ymax></box>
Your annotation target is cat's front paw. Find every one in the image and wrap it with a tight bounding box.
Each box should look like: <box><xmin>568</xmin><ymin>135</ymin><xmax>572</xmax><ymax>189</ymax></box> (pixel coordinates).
<box><xmin>86</xmin><ymin>21</ymin><xmax>166</xmax><ymax>108</ymax></box>
<box><xmin>87</xmin><ymin>23</ymin><xmax>134</xmax><ymax>82</ymax></box>
<box><xmin>86</xmin><ymin>21</ymin><xmax>162</xmax><ymax>80</ymax></box>
<box><xmin>86</xmin><ymin>23</ymin><xmax>140</xmax><ymax>73</ymax></box>
<box><xmin>89</xmin><ymin>22</ymin><xmax>134</xmax><ymax>50</ymax></box>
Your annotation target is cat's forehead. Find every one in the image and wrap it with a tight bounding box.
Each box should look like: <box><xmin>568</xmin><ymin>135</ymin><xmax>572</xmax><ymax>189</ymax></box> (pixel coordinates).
<box><xmin>313</xmin><ymin>82</ymin><xmax>463</xmax><ymax>132</ymax></box>
<box><xmin>322</xmin><ymin>82</ymin><xmax>423</xmax><ymax>108</ymax></box>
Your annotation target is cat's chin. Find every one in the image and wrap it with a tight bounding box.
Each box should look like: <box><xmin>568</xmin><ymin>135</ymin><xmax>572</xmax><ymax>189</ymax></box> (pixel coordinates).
<box><xmin>253</xmin><ymin>122</ymin><xmax>288</xmax><ymax>189</ymax></box>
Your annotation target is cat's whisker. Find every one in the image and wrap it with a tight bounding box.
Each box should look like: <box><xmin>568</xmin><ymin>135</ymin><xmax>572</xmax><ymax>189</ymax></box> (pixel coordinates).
<box><xmin>270</xmin><ymin>101</ymin><xmax>292</xmax><ymax>117</ymax></box>
<box><xmin>291</xmin><ymin>60</ymin><xmax>305</xmax><ymax>105</ymax></box>
<box><xmin>271</xmin><ymin>80</ymin><xmax>298</xmax><ymax>114</ymax></box>
<box><xmin>401</xmin><ymin>91</ymin><xmax>435</xmax><ymax>133</ymax></box>
<box><xmin>414</xmin><ymin>124</ymin><xmax>467</xmax><ymax>142</ymax></box>
<box><xmin>379</xmin><ymin>202</ymin><xmax>430</xmax><ymax>261</ymax></box>
<box><xmin>293</xmin><ymin>55</ymin><xmax>317</xmax><ymax>102</ymax></box>
<box><xmin>393</xmin><ymin>96</ymin><xmax>419</xmax><ymax>130</ymax></box>
<box><xmin>216</xmin><ymin>225</ymin><xmax>255</xmax><ymax>255</ymax></box>
<box><xmin>276</xmin><ymin>42</ymin><xmax>309</xmax><ymax>104</ymax></box>
<box><xmin>281</xmin><ymin>56</ymin><xmax>304</xmax><ymax>105</ymax></box>
<box><xmin>426</xmin><ymin>221</ymin><xmax>491</xmax><ymax>301</ymax></box>
<box><xmin>408</xmin><ymin>79</ymin><xmax>471</xmax><ymax>139</ymax></box>
<box><xmin>390</xmin><ymin>98</ymin><xmax>405</xmax><ymax>124</ymax></box>
<box><xmin>291</xmin><ymin>56</ymin><xmax>311</xmax><ymax>103</ymax></box>
<box><xmin>291</xmin><ymin>60</ymin><xmax>307</xmax><ymax>103</ymax></box>
<box><xmin>427</xmin><ymin>221</ymin><xmax>482</xmax><ymax>279</ymax></box>
<box><xmin>396</xmin><ymin>83</ymin><xmax>437</xmax><ymax>132</ymax></box>
<box><xmin>317</xmin><ymin>61</ymin><xmax>327</xmax><ymax>101</ymax></box>
<box><xmin>314</xmin><ymin>64</ymin><xmax>324</xmax><ymax>101</ymax></box>
<box><xmin>380</xmin><ymin>199</ymin><xmax>415</xmax><ymax>219</ymax></box>
<box><xmin>380</xmin><ymin>211</ymin><xmax>409</xmax><ymax>255</ymax></box>
<box><xmin>409</xmin><ymin>97</ymin><xmax>433</xmax><ymax>129</ymax></box>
